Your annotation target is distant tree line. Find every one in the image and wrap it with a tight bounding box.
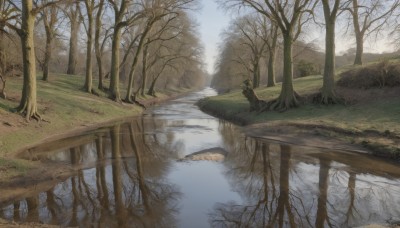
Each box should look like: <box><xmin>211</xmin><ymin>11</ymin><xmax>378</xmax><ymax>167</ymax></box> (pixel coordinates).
<box><xmin>0</xmin><ymin>0</ymin><xmax>206</xmax><ymax>120</ymax></box>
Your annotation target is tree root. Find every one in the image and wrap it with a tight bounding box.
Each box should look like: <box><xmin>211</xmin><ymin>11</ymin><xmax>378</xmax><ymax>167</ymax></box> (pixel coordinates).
<box><xmin>312</xmin><ymin>92</ymin><xmax>344</xmax><ymax>105</ymax></box>
<box><xmin>17</xmin><ymin>105</ymin><xmax>42</xmax><ymax>121</ymax></box>
<box><xmin>91</xmin><ymin>89</ymin><xmax>100</xmax><ymax>96</ymax></box>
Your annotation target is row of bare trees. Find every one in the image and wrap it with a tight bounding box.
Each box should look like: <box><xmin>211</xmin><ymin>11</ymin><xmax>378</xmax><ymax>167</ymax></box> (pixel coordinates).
<box><xmin>213</xmin><ymin>0</ymin><xmax>400</xmax><ymax>110</ymax></box>
<box><xmin>0</xmin><ymin>0</ymin><xmax>205</xmax><ymax>120</ymax></box>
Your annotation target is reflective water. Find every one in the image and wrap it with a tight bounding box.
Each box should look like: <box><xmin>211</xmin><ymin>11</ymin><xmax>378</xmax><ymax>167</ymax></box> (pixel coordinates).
<box><xmin>1</xmin><ymin>88</ymin><xmax>400</xmax><ymax>227</ymax></box>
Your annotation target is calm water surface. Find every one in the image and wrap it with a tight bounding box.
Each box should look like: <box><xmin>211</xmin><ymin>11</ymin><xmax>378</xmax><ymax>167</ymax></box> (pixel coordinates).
<box><xmin>1</xmin><ymin>88</ymin><xmax>400</xmax><ymax>227</ymax></box>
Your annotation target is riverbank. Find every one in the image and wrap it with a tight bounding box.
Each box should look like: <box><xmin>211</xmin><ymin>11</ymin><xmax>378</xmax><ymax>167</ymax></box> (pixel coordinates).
<box><xmin>198</xmin><ymin>74</ymin><xmax>400</xmax><ymax>160</ymax></box>
<box><xmin>0</xmin><ymin>73</ymin><xmax>192</xmax><ymax>182</ymax></box>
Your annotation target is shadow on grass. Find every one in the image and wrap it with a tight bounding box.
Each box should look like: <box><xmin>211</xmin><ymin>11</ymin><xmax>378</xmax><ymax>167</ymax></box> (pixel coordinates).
<box><xmin>0</xmin><ymin>100</ymin><xmax>17</xmax><ymax>113</ymax></box>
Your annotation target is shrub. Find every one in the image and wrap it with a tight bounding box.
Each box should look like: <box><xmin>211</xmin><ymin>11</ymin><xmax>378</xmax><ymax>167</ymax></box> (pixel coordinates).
<box><xmin>337</xmin><ymin>60</ymin><xmax>400</xmax><ymax>89</ymax></box>
<box><xmin>296</xmin><ymin>60</ymin><xmax>320</xmax><ymax>77</ymax></box>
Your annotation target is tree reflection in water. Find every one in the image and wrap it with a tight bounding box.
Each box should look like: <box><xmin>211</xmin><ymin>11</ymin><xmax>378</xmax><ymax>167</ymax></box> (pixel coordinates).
<box><xmin>210</xmin><ymin>121</ymin><xmax>400</xmax><ymax>228</ymax></box>
<box><xmin>0</xmin><ymin>118</ymin><xmax>181</xmax><ymax>227</ymax></box>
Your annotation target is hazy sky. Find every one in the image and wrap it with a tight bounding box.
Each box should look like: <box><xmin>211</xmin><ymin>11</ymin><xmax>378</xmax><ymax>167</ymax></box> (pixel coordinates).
<box><xmin>197</xmin><ymin>0</ymin><xmax>231</xmax><ymax>74</ymax></box>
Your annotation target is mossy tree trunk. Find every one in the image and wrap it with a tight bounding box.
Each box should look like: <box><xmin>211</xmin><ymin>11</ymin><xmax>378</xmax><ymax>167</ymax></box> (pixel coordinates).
<box><xmin>109</xmin><ymin>26</ymin><xmax>122</xmax><ymax>101</ymax></box>
<box><xmin>271</xmin><ymin>33</ymin><xmax>298</xmax><ymax>111</ymax></box>
<box><xmin>316</xmin><ymin>0</ymin><xmax>341</xmax><ymax>104</ymax></box>
<box><xmin>17</xmin><ymin>0</ymin><xmax>41</xmax><ymax>120</ymax></box>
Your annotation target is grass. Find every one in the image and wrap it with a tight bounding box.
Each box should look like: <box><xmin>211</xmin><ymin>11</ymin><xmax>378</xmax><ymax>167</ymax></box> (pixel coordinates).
<box><xmin>0</xmin><ymin>157</ymin><xmax>35</xmax><ymax>178</ymax></box>
<box><xmin>0</xmin><ymin>73</ymin><xmax>184</xmax><ymax>157</ymax></box>
<box><xmin>198</xmin><ymin>64</ymin><xmax>400</xmax><ymax>158</ymax></box>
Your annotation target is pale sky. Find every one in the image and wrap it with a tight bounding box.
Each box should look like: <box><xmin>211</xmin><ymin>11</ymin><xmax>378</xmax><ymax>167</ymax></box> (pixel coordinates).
<box><xmin>197</xmin><ymin>0</ymin><xmax>231</xmax><ymax>74</ymax></box>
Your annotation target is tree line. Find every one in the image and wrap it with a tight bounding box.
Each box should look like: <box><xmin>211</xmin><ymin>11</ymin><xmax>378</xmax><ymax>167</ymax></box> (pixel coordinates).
<box><xmin>0</xmin><ymin>0</ymin><xmax>205</xmax><ymax>120</ymax></box>
<box><xmin>213</xmin><ymin>0</ymin><xmax>400</xmax><ymax>110</ymax></box>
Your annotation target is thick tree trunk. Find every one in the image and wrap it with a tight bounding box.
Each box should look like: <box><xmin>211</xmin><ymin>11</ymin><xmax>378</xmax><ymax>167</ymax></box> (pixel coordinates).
<box><xmin>315</xmin><ymin>0</ymin><xmax>342</xmax><ymax>105</ymax></box>
<box><xmin>354</xmin><ymin>33</ymin><xmax>363</xmax><ymax>65</ymax></box>
<box><xmin>17</xmin><ymin>0</ymin><xmax>41</xmax><ymax>120</ymax></box>
<box><xmin>271</xmin><ymin>34</ymin><xmax>298</xmax><ymax>111</ymax></box>
<box><xmin>109</xmin><ymin>27</ymin><xmax>122</xmax><ymax>101</ymax></box>
<box><xmin>67</xmin><ymin>6</ymin><xmax>79</xmax><ymax>75</ymax></box>
<box><xmin>352</xmin><ymin>0</ymin><xmax>363</xmax><ymax>65</ymax></box>
<box><xmin>84</xmin><ymin>6</ymin><xmax>93</xmax><ymax>93</ymax></box>
<box><xmin>316</xmin><ymin>19</ymin><xmax>340</xmax><ymax>104</ymax></box>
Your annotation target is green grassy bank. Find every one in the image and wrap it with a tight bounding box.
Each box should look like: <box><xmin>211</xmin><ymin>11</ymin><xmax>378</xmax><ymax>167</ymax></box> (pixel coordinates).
<box><xmin>198</xmin><ymin>68</ymin><xmax>400</xmax><ymax>160</ymax></box>
<box><xmin>0</xmin><ymin>73</ymin><xmax>189</xmax><ymax>180</ymax></box>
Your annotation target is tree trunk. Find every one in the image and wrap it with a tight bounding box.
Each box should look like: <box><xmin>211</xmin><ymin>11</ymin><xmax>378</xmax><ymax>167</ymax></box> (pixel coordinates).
<box><xmin>125</xmin><ymin>24</ymin><xmax>152</xmax><ymax>103</ymax></box>
<box><xmin>318</xmin><ymin>18</ymin><xmax>339</xmax><ymax>104</ymax></box>
<box><xmin>17</xmin><ymin>0</ymin><xmax>41</xmax><ymax>120</ymax></box>
<box><xmin>352</xmin><ymin>0</ymin><xmax>363</xmax><ymax>65</ymax></box>
<box><xmin>242</xmin><ymin>79</ymin><xmax>266</xmax><ymax>111</ymax></box>
<box><xmin>94</xmin><ymin>0</ymin><xmax>104</xmax><ymax>90</ymax></box>
<box><xmin>42</xmin><ymin>28</ymin><xmax>52</xmax><ymax>81</ymax></box>
<box><xmin>109</xmin><ymin>27</ymin><xmax>122</xmax><ymax>101</ymax></box>
<box><xmin>140</xmin><ymin>43</ymin><xmax>149</xmax><ymax>96</ymax></box>
<box><xmin>42</xmin><ymin>17</ymin><xmax>53</xmax><ymax>81</ymax></box>
<box><xmin>252</xmin><ymin>61</ymin><xmax>260</xmax><ymax>88</ymax></box>
<box><xmin>267</xmin><ymin>28</ymin><xmax>278</xmax><ymax>87</ymax></box>
<box><xmin>147</xmin><ymin>76</ymin><xmax>158</xmax><ymax>96</ymax></box>
<box><xmin>67</xmin><ymin>5</ymin><xmax>79</xmax><ymax>75</ymax></box>
<box><xmin>271</xmin><ymin>34</ymin><xmax>298</xmax><ymax>111</ymax></box>
<box><xmin>354</xmin><ymin>32</ymin><xmax>363</xmax><ymax>65</ymax></box>
<box><xmin>84</xmin><ymin>4</ymin><xmax>93</xmax><ymax>93</ymax></box>
<box><xmin>315</xmin><ymin>0</ymin><xmax>342</xmax><ymax>105</ymax></box>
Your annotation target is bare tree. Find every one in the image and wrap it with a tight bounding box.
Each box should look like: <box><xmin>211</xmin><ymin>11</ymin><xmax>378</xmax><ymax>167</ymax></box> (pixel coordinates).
<box><xmin>65</xmin><ymin>1</ymin><xmax>81</xmax><ymax>75</ymax></box>
<box><xmin>344</xmin><ymin>0</ymin><xmax>400</xmax><ymax>65</ymax></box>
<box><xmin>107</xmin><ymin>0</ymin><xmax>144</xmax><ymax>102</ymax></box>
<box><xmin>232</xmin><ymin>14</ymin><xmax>268</xmax><ymax>88</ymax></box>
<box><xmin>3</xmin><ymin>0</ymin><xmax>63</xmax><ymax>120</ymax></box>
<box><xmin>82</xmin><ymin>0</ymin><xmax>95</xmax><ymax>93</ymax></box>
<box><xmin>314</xmin><ymin>0</ymin><xmax>342</xmax><ymax>104</ymax></box>
<box><xmin>94</xmin><ymin>0</ymin><xmax>108</xmax><ymax>90</ymax></box>
<box><xmin>265</xmin><ymin>23</ymin><xmax>278</xmax><ymax>87</ymax></box>
<box><xmin>38</xmin><ymin>1</ymin><xmax>59</xmax><ymax>81</ymax></box>
<box><xmin>221</xmin><ymin>0</ymin><xmax>317</xmax><ymax>111</ymax></box>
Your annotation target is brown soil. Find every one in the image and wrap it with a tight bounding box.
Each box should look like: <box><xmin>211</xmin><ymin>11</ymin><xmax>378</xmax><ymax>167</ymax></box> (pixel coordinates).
<box><xmin>0</xmin><ymin>218</ymin><xmax>63</xmax><ymax>227</ymax></box>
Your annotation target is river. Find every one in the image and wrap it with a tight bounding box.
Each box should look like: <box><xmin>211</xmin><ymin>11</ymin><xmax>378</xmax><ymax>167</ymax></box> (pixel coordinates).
<box><xmin>1</xmin><ymin>88</ymin><xmax>400</xmax><ymax>227</ymax></box>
